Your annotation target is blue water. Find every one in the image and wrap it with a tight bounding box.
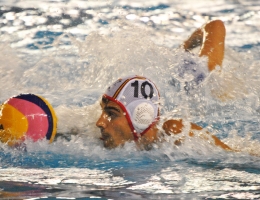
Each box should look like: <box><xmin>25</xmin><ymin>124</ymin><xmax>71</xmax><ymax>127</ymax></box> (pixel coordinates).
<box><xmin>0</xmin><ymin>0</ymin><xmax>260</xmax><ymax>199</ymax></box>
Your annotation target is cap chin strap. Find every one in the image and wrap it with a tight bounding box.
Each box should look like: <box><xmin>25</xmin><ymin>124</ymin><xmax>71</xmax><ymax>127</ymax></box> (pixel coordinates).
<box><xmin>103</xmin><ymin>95</ymin><xmax>158</xmax><ymax>140</ymax></box>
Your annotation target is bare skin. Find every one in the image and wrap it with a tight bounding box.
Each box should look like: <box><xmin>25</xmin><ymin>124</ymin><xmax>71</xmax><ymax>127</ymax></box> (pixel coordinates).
<box><xmin>96</xmin><ymin>98</ymin><xmax>134</xmax><ymax>149</ymax></box>
<box><xmin>183</xmin><ymin>19</ymin><xmax>225</xmax><ymax>71</ymax></box>
<box><xmin>158</xmin><ymin>20</ymin><xmax>230</xmax><ymax>150</ymax></box>
<box><xmin>96</xmin><ymin>97</ymin><xmax>232</xmax><ymax>150</ymax></box>
<box><xmin>162</xmin><ymin>119</ymin><xmax>232</xmax><ymax>150</ymax></box>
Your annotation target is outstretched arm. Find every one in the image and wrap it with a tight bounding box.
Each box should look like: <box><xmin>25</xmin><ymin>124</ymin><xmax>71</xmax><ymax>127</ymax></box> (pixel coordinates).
<box><xmin>162</xmin><ymin>119</ymin><xmax>232</xmax><ymax>150</ymax></box>
<box><xmin>182</xmin><ymin>20</ymin><xmax>226</xmax><ymax>71</ymax></box>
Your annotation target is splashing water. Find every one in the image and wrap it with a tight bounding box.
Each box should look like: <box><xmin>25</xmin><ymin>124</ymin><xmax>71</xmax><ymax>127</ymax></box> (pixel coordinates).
<box><xmin>0</xmin><ymin>0</ymin><xmax>260</xmax><ymax>199</ymax></box>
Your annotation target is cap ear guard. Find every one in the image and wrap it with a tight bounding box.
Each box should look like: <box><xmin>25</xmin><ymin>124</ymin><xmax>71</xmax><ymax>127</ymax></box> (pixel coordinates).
<box><xmin>126</xmin><ymin>100</ymin><xmax>158</xmax><ymax>134</ymax></box>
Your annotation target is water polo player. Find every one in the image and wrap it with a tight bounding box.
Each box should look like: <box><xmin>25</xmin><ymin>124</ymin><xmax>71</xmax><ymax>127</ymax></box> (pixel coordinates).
<box><xmin>96</xmin><ymin>75</ymin><xmax>232</xmax><ymax>150</ymax></box>
<box><xmin>96</xmin><ymin>19</ymin><xmax>228</xmax><ymax>149</ymax></box>
<box><xmin>0</xmin><ymin>20</ymin><xmax>226</xmax><ymax>149</ymax></box>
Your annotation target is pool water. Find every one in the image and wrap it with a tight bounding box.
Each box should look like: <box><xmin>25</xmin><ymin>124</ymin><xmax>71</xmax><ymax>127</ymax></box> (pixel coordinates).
<box><xmin>0</xmin><ymin>0</ymin><xmax>260</xmax><ymax>199</ymax></box>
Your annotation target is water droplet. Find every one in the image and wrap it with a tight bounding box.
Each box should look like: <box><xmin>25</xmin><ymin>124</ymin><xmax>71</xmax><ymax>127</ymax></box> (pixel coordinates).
<box><xmin>107</xmin><ymin>117</ymin><xmax>111</xmax><ymax>122</ymax></box>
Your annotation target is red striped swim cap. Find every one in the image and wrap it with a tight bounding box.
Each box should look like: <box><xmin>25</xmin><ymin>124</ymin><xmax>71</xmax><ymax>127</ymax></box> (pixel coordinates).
<box><xmin>103</xmin><ymin>75</ymin><xmax>160</xmax><ymax>138</ymax></box>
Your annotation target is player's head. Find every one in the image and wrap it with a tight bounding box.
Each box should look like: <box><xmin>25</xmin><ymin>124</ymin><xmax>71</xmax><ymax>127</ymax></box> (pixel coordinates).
<box><xmin>96</xmin><ymin>75</ymin><xmax>160</xmax><ymax>148</ymax></box>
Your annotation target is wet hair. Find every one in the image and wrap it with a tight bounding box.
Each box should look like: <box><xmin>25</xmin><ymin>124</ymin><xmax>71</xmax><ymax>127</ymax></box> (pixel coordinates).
<box><xmin>101</xmin><ymin>96</ymin><xmax>109</xmax><ymax>104</ymax></box>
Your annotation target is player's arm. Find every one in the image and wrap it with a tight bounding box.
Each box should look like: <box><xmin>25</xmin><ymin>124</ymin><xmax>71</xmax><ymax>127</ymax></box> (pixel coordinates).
<box><xmin>182</xmin><ymin>20</ymin><xmax>226</xmax><ymax>71</ymax></box>
<box><xmin>162</xmin><ymin>119</ymin><xmax>232</xmax><ymax>150</ymax></box>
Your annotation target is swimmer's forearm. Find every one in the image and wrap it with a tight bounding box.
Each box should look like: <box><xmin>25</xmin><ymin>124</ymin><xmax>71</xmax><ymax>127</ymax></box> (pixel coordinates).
<box><xmin>182</xmin><ymin>28</ymin><xmax>203</xmax><ymax>51</ymax></box>
<box><xmin>199</xmin><ymin>20</ymin><xmax>226</xmax><ymax>71</ymax></box>
<box><xmin>182</xmin><ymin>20</ymin><xmax>226</xmax><ymax>71</ymax></box>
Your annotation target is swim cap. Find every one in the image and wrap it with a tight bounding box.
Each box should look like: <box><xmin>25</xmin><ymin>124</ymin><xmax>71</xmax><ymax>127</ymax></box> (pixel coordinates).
<box><xmin>103</xmin><ymin>75</ymin><xmax>160</xmax><ymax>139</ymax></box>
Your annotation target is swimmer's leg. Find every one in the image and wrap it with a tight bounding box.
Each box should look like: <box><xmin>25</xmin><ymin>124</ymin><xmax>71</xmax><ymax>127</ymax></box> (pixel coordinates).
<box><xmin>183</xmin><ymin>20</ymin><xmax>226</xmax><ymax>71</ymax></box>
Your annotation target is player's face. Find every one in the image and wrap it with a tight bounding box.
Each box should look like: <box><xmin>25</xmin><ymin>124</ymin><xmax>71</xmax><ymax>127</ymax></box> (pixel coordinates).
<box><xmin>96</xmin><ymin>98</ymin><xmax>134</xmax><ymax>149</ymax></box>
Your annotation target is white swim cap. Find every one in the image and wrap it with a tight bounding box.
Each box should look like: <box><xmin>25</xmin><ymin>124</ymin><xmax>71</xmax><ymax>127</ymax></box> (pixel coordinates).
<box><xmin>103</xmin><ymin>75</ymin><xmax>160</xmax><ymax>139</ymax></box>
